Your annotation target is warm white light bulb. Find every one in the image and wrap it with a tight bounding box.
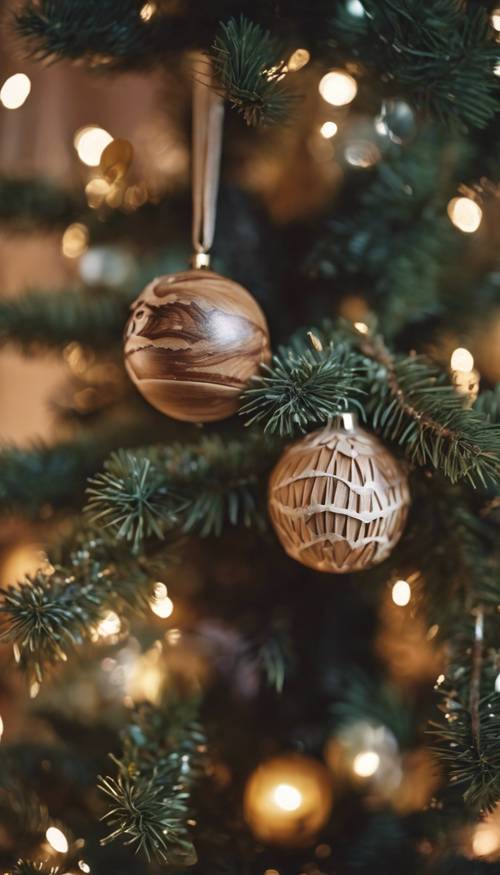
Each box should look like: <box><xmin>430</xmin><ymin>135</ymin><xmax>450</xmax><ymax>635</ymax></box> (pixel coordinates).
<box><xmin>447</xmin><ymin>197</ymin><xmax>482</xmax><ymax>234</ymax></box>
<box><xmin>347</xmin><ymin>0</ymin><xmax>365</xmax><ymax>16</ymax></box>
<box><xmin>0</xmin><ymin>73</ymin><xmax>31</xmax><ymax>109</ymax></box>
<box><xmin>354</xmin><ymin>321</ymin><xmax>369</xmax><ymax>334</ymax></box>
<box><xmin>353</xmin><ymin>750</ymin><xmax>380</xmax><ymax>777</ymax></box>
<box><xmin>319</xmin><ymin>70</ymin><xmax>358</xmax><ymax>106</ymax></box>
<box><xmin>273</xmin><ymin>783</ymin><xmax>303</xmax><ymax>811</ymax></box>
<box><xmin>287</xmin><ymin>48</ymin><xmax>311</xmax><ymax>72</ymax></box>
<box><xmin>392</xmin><ymin>579</ymin><xmax>411</xmax><ymax>607</ymax></box>
<box><xmin>473</xmin><ymin>825</ymin><xmax>500</xmax><ymax>857</ymax></box>
<box><xmin>320</xmin><ymin>121</ymin><xmax>338</xmax><ymax>139</ymax></box>
<box><xmin>140</xmin><ymin>2</ymin><xmax>156</xmax><ymax>20</ymax></box>
<box><xmin>96</xmin><ymin>611</ymin><xmax>121</xmax><ymax>639</ymax></box>
<box><xmin>491</xmin><ymin>9</ymin><xmax>500</xmax><ymax>31</ymax></box>
<box><xmin>74</xmin><ymin>126</ymin><xmax>113</xmax><ymax>167</ymax></box>
<box><xmin>150</xmin><ymin>595</ymin><xmax>174</xmax><ymax>619</ymax></box>
<box><xmin>46</xmin><ymin>826</ymin><xmax>69</xmax><ymax>853</ymax></box>
<box><xmin>61</xmin><ymin>223</ymin><xmax>89</xmax><ymax>258</ymax></box>
<box><xmin>450</xmin><ymin>347</ymin><xmax>474</xmax><ymax>372</ymax></box>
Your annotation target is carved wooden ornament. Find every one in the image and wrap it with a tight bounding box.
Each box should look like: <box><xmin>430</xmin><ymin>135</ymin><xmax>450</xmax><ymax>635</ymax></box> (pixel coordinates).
<box><xmin>268</xmin><ymin>422</ymin><xmax>410</xmax><ymax>573</ymax></box>
<box><xmin>124</xmin><ymin>269</ymin><xmax>271</xmax><ymax>422</ymax></box>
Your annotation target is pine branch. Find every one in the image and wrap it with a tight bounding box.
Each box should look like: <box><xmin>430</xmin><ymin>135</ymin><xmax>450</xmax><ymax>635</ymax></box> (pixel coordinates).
<box><xmin>429</xmin><ymin>689</ymin><xmax>500</xmax><ymax>813</ymax></box>
<box><xmin>357</xmin><ymin>330</ymin><xmax>500</xmax><ymax>487</ymax></box>
<box><xmin>0</xmin><ymin>422</ymin><xmax>168</xmax><ymax>517</ymax></box>
<box><xmin>99</xmin><ymin>699</ymin><xmax>205</xmax><ymax>864</ymax></box>
<box><xmin>0</xmin><ymin>532</ymin><xmax>153</xmax><ymax>681</ymax></box>
<box><xmin>15</xmin><ymin>0</ymin><xmax>175</xmax><ymax>69</ymax></box>
<box><xmin>329</xmin><ymin>0</ymin><xmax>500</xmax><ymax>129</ymax></box>
<box><xmin>240</xmin><ymin>340</ymin><xmax>365</xmax><ymax>436</ymax></box>
<box><xmin>11</xmin><ymin>864</ymin><xmax>59</xmax><ymax>875</ymax></box>
<box><xmin>305</xmin><ymin>134</ymin><xmax>457</xmax><ymax>335</ymax></box>
<box><xmin>211</xmin><ymin>17</ymin><xmax>294</xmax><ymax>126</ymax></box>
<box><xmin>0</xmin><ymin>178</ymin><xmax>81</xmax><ymax>229</ymax></box>
<box><xmin>0</xmin><ymin>288</ymin><xmax>132</xmax><ymax>352</ymax></box>
<box><xmin>86</xmin><ymin>434</ymin><xmax>278</xmax><ymax>551</ymax></box>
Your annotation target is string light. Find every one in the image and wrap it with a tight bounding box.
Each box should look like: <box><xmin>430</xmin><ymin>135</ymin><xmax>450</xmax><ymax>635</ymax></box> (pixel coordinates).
<box><xmin>473</xmin><ymin>817</ymin><xmax>500</xmax><ymax>858</ymax></box>
<box><xmin>140</xmin><ymin>2</ymin><xmax>156</xmax><ymax>20</ymax></box>
<box><xmin>491</xmin><ymin>9</ymin><xmax>500</xmax><ymax>31</ymax></box>
<box><xmin>354</xmin><ymin>321</ymin><xmax>369</xmax><ymax>334</ymax></box>
<box><xmin>353</xmin><ymin>750</ymin><xmax>380</xmax><ymax>777</ymax></box>
<box><xmin>85</xmin><ymin>177</ymin><xmax>111</xmax><ymax>208</ymax></box>
<box><xmin>150</xmin><ymin>582</ymin><xmax>174</xmax><ymax>618</ymax></box>
<box><xmin>244</xmin><ymin>755</ymin><xmax>333</xmax><ymax>846</ymax></box>
<box><xmin>96</xmin><ymin>611</ymin><xmax>121</xmax><ymax>639</ymax></box>
<box><xmin>287</xmin><ymin>48</ymin><xmax>311</xmax><ymax>72</ymax></box>
<box><xmin>447</xmin><ymin>196</ymin><xmax>482</xmax><ymax>234</ymax></box>
<box><xmin>450</xmin><ymin>347</ymin><xmax>474</xmax><ymax>372</ymax></box>
<box><xmin>273</xmin><ymin>783</ymin><xmax>303</xmax><ymax>811</ymax></box>
<box><xmin>320</xmin><ymin>121</ymin><xmax>338</xmax><ymax>139</ymax></box>
<box><xmin>78</xmin><ymin>863</ymin><xmax>91</xmax><ymax>873</ymax></box>
<box><xmin>62</xmin><ymin>223</ymin><xmax>89</xmax><ymax>258</ymax></box>
<box><xmin>0</xmin><ymin>73</ymin><xmax>31</xmax><ymax>109</ymax></box>
<box><xmin>392</xmin><ymin>579</ymin><xmax>411</xmax><ymax>606</ymax></box>
<box><xmin>46</xmin><ymin>826</ymin><xmax>69</xmax><ymax>853</ymax></box>
<box><xmin>0</xmin><ymin>715</ymin><xmax>3</xmax><ymax>740</ymax></box>
<box><xmin>319</xmin><ymin>70</ymin><xmax>358</xmax><ymax>106</ymax></box>
<box><xmin>347</xmin><ymin>0</ymin><xmax>365</xmax><ymax>15</ymax></box>
<box><xmin>74</xmin><ymin>126</ymin><xmax>113</xmax><ymax>167</ymax></box>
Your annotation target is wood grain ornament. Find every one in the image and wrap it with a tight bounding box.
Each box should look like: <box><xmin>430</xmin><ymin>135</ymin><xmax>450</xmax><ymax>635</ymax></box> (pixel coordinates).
<box><xmin>124</xmin><ymin>270</ymin><xmax>271</xmax><ymax>422</ymax></box>
<box><xmin>268</xmin><ymin>424</ymin><xmax>410</xmax><ymax>573</ymax></box>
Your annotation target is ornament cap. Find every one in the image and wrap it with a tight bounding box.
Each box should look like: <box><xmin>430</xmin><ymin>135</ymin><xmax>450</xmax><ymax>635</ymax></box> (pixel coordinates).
<box><xmin>191</xmin><ymin>251</ymin><xmax>211</xmax><ymax>270</ymax></box>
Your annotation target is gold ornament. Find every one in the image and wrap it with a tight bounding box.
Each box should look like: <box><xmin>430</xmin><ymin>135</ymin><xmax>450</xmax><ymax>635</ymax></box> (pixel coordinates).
<box><xmin>124</xmin><ymin>270</ymin><xmax>270</xmax><ymax>422</ymax></box>
<box><xmin>99</xmin><ymin>137</ymin><xmax>134</xmax><ymax>182</ymax></box>
<box><xmin>243</xmin><ymin>754</ymin><xmax>333</xmax><ymax>847</ymax></box>
<box><xmin>268</xmin><ymin>417</ymin><xmax>410</xmax><ymax>573</ymax></box>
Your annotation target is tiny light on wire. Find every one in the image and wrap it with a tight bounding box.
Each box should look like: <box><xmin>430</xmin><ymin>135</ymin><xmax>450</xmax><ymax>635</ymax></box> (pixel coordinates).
<box><xmin>347</xmin><ymin>0</ymin><xmax>365</xmax><ymax>15</ymax></box>
<box><xmin>491</xmin><ymin>9</ymin><xmax>500</xmax><ymax>31</ymax></box>
<box><xmin>392</xmin><ymin>579</ymin><xmax>411</xmax><ymax>606</ymax></box>
<box><xmin>150</xmin><ymin>583</ymin><xmax>174</xmax><ymax>619</ymax></box>
<box><xmin>46</xmin><ymin>826</ymin><xmax>69</xmax><ymax>854</ymax></box>
<box><xmin>473</xmin><ymin>821</ymin><xmax>500</xmax><ymax>858</ymax></box>
<box><xmin>319</xmin><ymin>70</ymin><xmax>358</xmax><ymax>106</ymax></box>
<box><xmin>0</xmin><ymin>73</ymin><xmax>31</xmax><ymax>109</ymax></box>
<box><xmin>353</xmin><ymin>750</ymin><xmax>380</xmax><ymax>777</ymax></box>
<box><xmin>320</xmin><ymin>121</ymin><xmax>338</xmax><ymax>139</ymax></box>
<box><xmin>273</xmin><ymin>783</ymin><xmax>303</xmax><ymax>811</ymax></box>
<box><xmin>354</xmin><ymin>321</ymin><xmax>369</xmax><ymax>334</ymax></box>
<box><xmin>450</xmin><ymin>347</ymin><xmax>474</xmax><ymax>372</ymax></box>
<box><xmin>140</xmin><ymin>2</ymin><xmax>156</xmax><ymax>20</ymax></box>
<box><xmin>287</xmin><ymin>48</ymin><xmax>311</xmax><ymax>72</ymax></box>
<box><xmin>96</xmin><ymin>610</ymin><xmax>121</xmax><ymax>639</ymax></box>
<box><xmin>62</xmin><ymin>223</ymin><xmax>89</xmax><ymax>258</ymax></box>
<box><xmin>447</xmin><ymin>196</ymin><xmax>482</xmax><ymax>234</ymax></box>
<box><xmin>74</xmin><ymin>126</ymin><xmax>113</xmax><ymax>167</ymax></box>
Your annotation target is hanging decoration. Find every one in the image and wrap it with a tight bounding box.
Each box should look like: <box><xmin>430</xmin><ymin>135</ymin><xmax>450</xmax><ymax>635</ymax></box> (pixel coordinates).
<box><xmin>123</xmin><ymin>57</ymin><xmax>270</xmax><ymax>422</ymax></box>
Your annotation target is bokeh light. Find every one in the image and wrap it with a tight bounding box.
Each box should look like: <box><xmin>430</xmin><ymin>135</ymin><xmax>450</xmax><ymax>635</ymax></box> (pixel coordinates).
<box><xmin>74</xmin><ymin>126</ymin><xmax>113</xmax><ymax>167</ymax></box>
<box><xmin>319</xmin><ymin>70</ymin><xmax>358</xmax><ymax>106</ymax></box>
<box><xmin>447</xmin><ymin>196</ymin><xmax>482</xmax><ymax>234</ymax></box>
<box><xmin>0</xmin><ymin>73</ymin><xmax>31</xmax><ymax>109</ymax></box>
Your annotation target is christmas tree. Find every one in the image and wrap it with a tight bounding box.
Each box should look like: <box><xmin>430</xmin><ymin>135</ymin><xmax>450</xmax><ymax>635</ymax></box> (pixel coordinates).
<box><xmin>0</xmin><ymin>1</ymin><xmax>500</xmax><ymax>873</ymax></box>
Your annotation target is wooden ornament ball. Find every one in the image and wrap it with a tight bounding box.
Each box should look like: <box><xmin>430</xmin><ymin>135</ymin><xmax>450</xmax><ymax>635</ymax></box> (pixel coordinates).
<box><xmin>268</xmin><ymin>419</ymin><xmax>410</xmax><ymax>573</ymax></box>
<box><xmin>124</xmin><ymin>269</ymin><xmax>271</xmax><ymax>422</ymax></box>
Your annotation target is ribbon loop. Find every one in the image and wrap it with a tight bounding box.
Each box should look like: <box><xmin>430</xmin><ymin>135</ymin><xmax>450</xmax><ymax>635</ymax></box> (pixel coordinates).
<box><xmin>191</xmin><ymin>56</ymin><xmax>225</xmax><ymax>262</ymax></box>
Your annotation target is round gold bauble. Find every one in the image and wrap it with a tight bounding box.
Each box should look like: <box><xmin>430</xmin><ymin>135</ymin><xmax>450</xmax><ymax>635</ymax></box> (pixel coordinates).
<box><xmin>243</xmin><ymin>754</ymin><xmax>333</xmax><ymax>847</ymax></box>
<box><xmin>268</xmin><ymin>420</ymin><xmax>410</xmax><ymax>573</ymax></box>
<box><xmin>123</xmin><ymin>270</ymin><xmax>271</xmax><ymax>422</ymax></box>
